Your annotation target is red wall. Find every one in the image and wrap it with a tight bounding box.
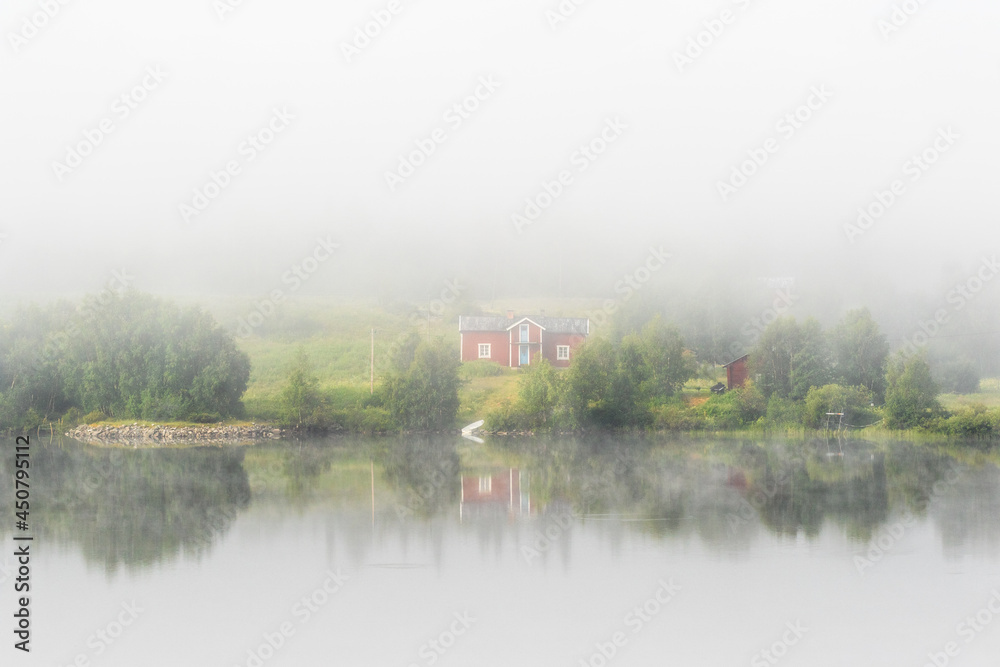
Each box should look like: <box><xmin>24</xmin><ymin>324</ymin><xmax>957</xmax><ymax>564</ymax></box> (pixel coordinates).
<box><xmin>727</xmin><ymin>357</ymin><xmax>749</xmax><ymax>389</ymax></box>
<box><xmin>541</xmin><ymin>332</ymin><xmax>586</xmax><ymax>368</ymax></box>
<box><xmin>462</xmin><ymin>321</ymin><xmax>587</xmax><ymax>368</ymax></box>
<box><xmin>461</xmin><ymin>331</ymin><xmax>510</xmax><ymax>365</ymax></box>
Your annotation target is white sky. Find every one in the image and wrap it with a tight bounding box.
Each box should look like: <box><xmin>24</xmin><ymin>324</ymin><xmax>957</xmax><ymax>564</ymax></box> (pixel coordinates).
<box><xmin>1</xmin><ymin>0</ymin><xmax>998</xmax><ymax>298</ymax></box>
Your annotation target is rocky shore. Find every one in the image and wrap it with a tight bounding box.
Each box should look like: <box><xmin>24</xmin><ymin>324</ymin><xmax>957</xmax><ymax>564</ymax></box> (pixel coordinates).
<box><xmin>65</xmin><ymin>423</ymin><xmax>283</xmax><ymax>446</ymax></box>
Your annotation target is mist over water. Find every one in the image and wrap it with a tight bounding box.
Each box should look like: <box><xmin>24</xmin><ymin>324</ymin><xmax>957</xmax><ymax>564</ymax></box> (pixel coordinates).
<box><xmin>3</xmin><ymin>435</ymin><xmax>1000</xmax><ymax>666</ymax></box>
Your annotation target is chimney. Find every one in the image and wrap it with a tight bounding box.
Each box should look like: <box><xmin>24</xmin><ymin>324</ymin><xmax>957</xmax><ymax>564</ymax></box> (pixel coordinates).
<box><xmin>506</xmin><ymin>309</ymin><xmax>514</xmax><ymax>319</ymax></box>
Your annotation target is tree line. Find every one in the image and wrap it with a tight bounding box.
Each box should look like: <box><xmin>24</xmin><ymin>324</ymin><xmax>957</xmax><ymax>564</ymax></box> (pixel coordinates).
<box><xmin>0</xmin><ymin>292</ymin><xmax>250</xmax><ymax>432</ymax></box>
<box><xmin>486</xmin><ymin>308</ymin><xmax>997</xmax><ymax>437</ymax></box>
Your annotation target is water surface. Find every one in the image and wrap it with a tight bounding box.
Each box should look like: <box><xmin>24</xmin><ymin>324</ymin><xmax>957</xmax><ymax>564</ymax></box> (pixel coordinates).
<box><xmin>3</xmin><ymin>435</ymin><xmax>1000</xmax><ymax>666</ymax></box>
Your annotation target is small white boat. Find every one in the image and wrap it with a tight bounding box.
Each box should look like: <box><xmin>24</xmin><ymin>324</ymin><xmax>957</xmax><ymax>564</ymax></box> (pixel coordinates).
<box><xmin>461</xmin><ymin>419</ymin><xmax>485</xmax><ymax>434</ymax></box>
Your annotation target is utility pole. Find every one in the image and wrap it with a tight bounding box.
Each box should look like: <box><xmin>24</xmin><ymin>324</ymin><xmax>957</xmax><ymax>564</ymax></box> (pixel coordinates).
<box><xmin>370</xmin><ymin>328</ymin><xmax>375</xmax><ymax>395</ymax></box>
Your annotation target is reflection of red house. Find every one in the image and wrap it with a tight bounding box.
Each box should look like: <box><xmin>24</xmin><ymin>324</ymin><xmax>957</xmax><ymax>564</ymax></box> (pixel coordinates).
<box><xmin>726</xmin><ymin>468</ymin><xmax>748</xmax><ymax>489</ymax></box>
<box><xmin>460</xmin><ymin>469</ymin><xmax>532</xmax><ymax>520</ymax></box>
<box><xmin>724</xmin><ymin>354</ymin><xmax>749</xmax><ymax>390</ymax></box>
<box><xmin>459</xmin><ymin>313</ymin><xmax>589</xmax><ymax>368</ymax></box>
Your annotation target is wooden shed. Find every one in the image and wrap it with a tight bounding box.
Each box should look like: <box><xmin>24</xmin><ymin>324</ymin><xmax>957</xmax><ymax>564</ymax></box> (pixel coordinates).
<box><xmin>724</xmin><ymin>354</ymin><xmax>750</xmax><ymax>390</ymax></box>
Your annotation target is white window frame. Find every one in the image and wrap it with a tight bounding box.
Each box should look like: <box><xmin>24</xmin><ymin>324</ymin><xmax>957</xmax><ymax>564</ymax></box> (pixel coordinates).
<box><xmin>478</xmin><ymin>343</ymin><xmax>491</xmax><ymax>359</ymax></box>
<box><xmin>556</xmin><ymin>345</ymin><xmax>570</xmax><ymax>360</ymax></box>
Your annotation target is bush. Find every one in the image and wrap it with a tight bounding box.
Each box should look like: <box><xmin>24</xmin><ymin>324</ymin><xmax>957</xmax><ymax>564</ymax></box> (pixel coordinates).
<box><xmin>60</xmin><ymin>406</ymin><xmax>84</xmax><ymax>427</ymax></box>
<box><xmin>81</xmin><ymin>410</ymin><xmax>107</xmax><ymax>424</ymax></box>
<box><xmin>188</xmin><ymin>412</ymin><xmax>222</xmax><ymax>424</ymax></box>
<box><xmin>485</xmin><ymin>399</ymin><xmax>527</xmax><ymax>432</ymax></box>
<box><xmin>937</xmin><ymin>405</ymin><xmax>1000</xmax><ymax>437</ymax></box>
<box><xmin>460</xmin><ymin>360</ymin><xmax>507</xmax><ymax>379</ymax></box>
<box><xmin>764</xmin><ymin>395</ymin><xmax>804</xmax><ymax>427</ymax></box>
<box><xmin>349</xmin><ymin>407</ymin><xmax>398</xmax><ymax>434</ymax></box>
<box><xmin>802</xmin><ymin>384</ymin><xmax>875</xmax><ymax>429</ymax></box>
<box><xmin>653</xmin><ymin>399</ymin><xmax>701</xmax><ymax>430</ymax></box>
<box><xmin>698</xmin><ymin>383</ymin><xmax>766</xmax><ymax>429</ymax></box>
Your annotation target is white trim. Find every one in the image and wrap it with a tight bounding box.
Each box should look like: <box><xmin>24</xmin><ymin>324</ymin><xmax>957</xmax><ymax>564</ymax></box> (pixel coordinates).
<box><xmin>505</xmin><ymin>317</ymin><xmax>546</xmax><ymax>332</ymax></box>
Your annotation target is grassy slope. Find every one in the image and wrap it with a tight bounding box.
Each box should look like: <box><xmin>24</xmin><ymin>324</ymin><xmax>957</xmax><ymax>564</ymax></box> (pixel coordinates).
<box><xmin>223</xmin><ymin>297</ymin><xmax>601</xmax><ymax>426</ymax></box>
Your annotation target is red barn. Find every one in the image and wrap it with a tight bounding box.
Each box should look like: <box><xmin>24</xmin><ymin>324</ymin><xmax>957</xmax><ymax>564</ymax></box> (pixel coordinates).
<box><xmin>459</xmin><ymin>313</ymin><xmax>589</xmax><ymax>368</ymax></box>
<box><xmin>725</xmin><ymin>354</ymin><xmax>750</xmax><ymax>390</ymax></box>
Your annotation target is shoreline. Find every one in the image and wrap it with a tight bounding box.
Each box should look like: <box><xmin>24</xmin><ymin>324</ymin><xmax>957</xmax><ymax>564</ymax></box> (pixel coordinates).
<box><xmin>65</xmin><ymin>423</ymin><xmax>283</xmax><ymax>446</ymax></box>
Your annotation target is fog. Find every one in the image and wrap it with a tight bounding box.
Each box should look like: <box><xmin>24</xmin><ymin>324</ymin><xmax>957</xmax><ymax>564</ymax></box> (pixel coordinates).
<box><xmin>2</xmin><ymin>0</ymin><xmax>999</xmax><ymax>336</ymax></box>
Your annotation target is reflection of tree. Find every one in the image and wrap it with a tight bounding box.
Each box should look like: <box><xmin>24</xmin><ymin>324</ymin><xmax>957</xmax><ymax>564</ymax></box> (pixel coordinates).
<box><xmin>491</xmin><ymin>436</ymin><xmax>966</xmax><ymax>547</ymax></box>
<box><xmin>376</xmin><ymin>435</ymin><xmax>460</xmax><ymax>518</ymax></box>
<box><xmin>0</xmin><ymin>441</ymin><xmax>250</xmax><ymax>574</ymax></box>
<box><xmin>748</xmin><ymin>444</ymin><xmax>891</xmax><ymax>541</ymax></box>
<box><xmin>934</xmin><ymin>467</ymin><xmax>1000</xmax><ymax>557</ymax></box>
<box><xmin>279</xmin><ymin>439</ymin><xmax>338</xmax><ymax>501</ymax></box>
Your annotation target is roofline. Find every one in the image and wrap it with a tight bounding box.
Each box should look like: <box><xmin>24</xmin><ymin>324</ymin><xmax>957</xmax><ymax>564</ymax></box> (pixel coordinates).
<box><xmin>723</xmin><ymin>354</ymin><xmax>749</xmax><ymax>367</ymax></box>
<box><xmin>505</xmin><ymin>317</ymin><xmax>546</xmax><ymax>331</ymax></box>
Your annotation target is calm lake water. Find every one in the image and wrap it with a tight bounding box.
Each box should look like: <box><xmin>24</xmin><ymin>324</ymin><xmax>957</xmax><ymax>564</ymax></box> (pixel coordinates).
<box><xmin>4</xmin><ymin>434</ymin><xmax>1000</xmax><ymax>666</ymax></box>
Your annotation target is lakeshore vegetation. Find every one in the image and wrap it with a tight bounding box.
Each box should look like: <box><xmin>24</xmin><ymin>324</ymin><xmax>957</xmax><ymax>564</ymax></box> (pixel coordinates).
<box><xmin>1</xmin><ymin>291</ymin><xmax>998</xmax><ymax>440</ymax></box>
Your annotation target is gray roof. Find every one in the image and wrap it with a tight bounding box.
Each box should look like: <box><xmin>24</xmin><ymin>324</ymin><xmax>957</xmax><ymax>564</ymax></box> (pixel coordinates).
<box><xmin>459</xmin><ymin>315</ymin><xmax>589</xmax><ymax>335</ymax></box>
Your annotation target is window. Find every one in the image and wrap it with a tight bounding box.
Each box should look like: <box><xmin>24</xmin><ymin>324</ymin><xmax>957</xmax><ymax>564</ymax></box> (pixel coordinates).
<box><xmin>557</xmin><ymin>345</ymin><xmax>570</xmax><ymax>360</ymax></box>
<box><xmin>478</xmin><ymin>343</ymin><xmax>491</xmax><ymax>359</ymax></box>
<box><xmin>479</xmin><ymin>476</ymin><xmax>492</xmax><ymax>493</ymax></box>
<box><xmin>519</xmin><ymin>324</ymin><xmax>529</xmax><ymax>342</ymax></box>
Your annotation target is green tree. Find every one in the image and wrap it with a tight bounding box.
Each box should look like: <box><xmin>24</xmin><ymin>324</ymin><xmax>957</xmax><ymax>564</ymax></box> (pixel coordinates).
<box><xmin>279</xmin><ymin>348</ymin><xmax>321</xmax><ymax>427</ymax></box>
<box><xmin>382</xmin><ymin>339</ymin><xmax>461</xmax><ymax>430</ymax></box>
<box><xmin>515</xmin><ymin>355</ymin><xmax>564</xmax><ymax>430</ymax></box>
<box><xmin>831</xmin><ymin>308</ymin><xmax>889</xmax><ymax>400</ymax></box>
<box><xmin>884</xmin><ymin>353</ymin><xmax>941</xmax><ymax>429</ymax></box>
<box><xmin>0</xmin><ymin>292</ymin><xmax>250</xmax><ymax>429</ymax></box>
<box><xmin>790</xmin><ymin>318</ymin><xmax>832</xmax><ymax>400</ymax></box>
<box><xmin>566</xmin><ymin>318</ymin><xmax>694</xmax><ymax>428</ymax></box>
<box><xmin>566</xmin><ymin>336</ymin><xmax>651</xmax><ymax>428</ymax></box>
<box><xmin>635</xmin><ymin>316</ymin><xmax>695</xmax><ymax>400</ymax></box>
<box><xmin>565</xmin><ymin>337</ymin><xmax>618</xmax><ymax>427</ymax></box>
<box><xmin>748</xmin><ymin>317</ymin><xmax>799</xmax><ymax>399</ymax></box>
<box><xmin>750</xmin><ymin>317</ymin><xmax>833</xmax><ymax>400</ymax></box>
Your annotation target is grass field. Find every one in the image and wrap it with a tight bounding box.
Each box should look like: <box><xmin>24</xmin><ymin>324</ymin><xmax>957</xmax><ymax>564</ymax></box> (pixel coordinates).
<box><xmin>939</xmin><ymin>377</ymin><xmax>1000</xmax><ymax>410</ymax></box>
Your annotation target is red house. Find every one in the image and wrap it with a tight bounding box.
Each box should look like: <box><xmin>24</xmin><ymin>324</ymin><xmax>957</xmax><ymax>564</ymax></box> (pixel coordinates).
<box><xmin>724</xmin><ymin>354</ymin><xmax>749</xmax><ymax>390</ymax></box>
<box><xmin>459</xmin><ymin>312</ymin><xmax>589</xmax><ymax>368</ymax></box>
